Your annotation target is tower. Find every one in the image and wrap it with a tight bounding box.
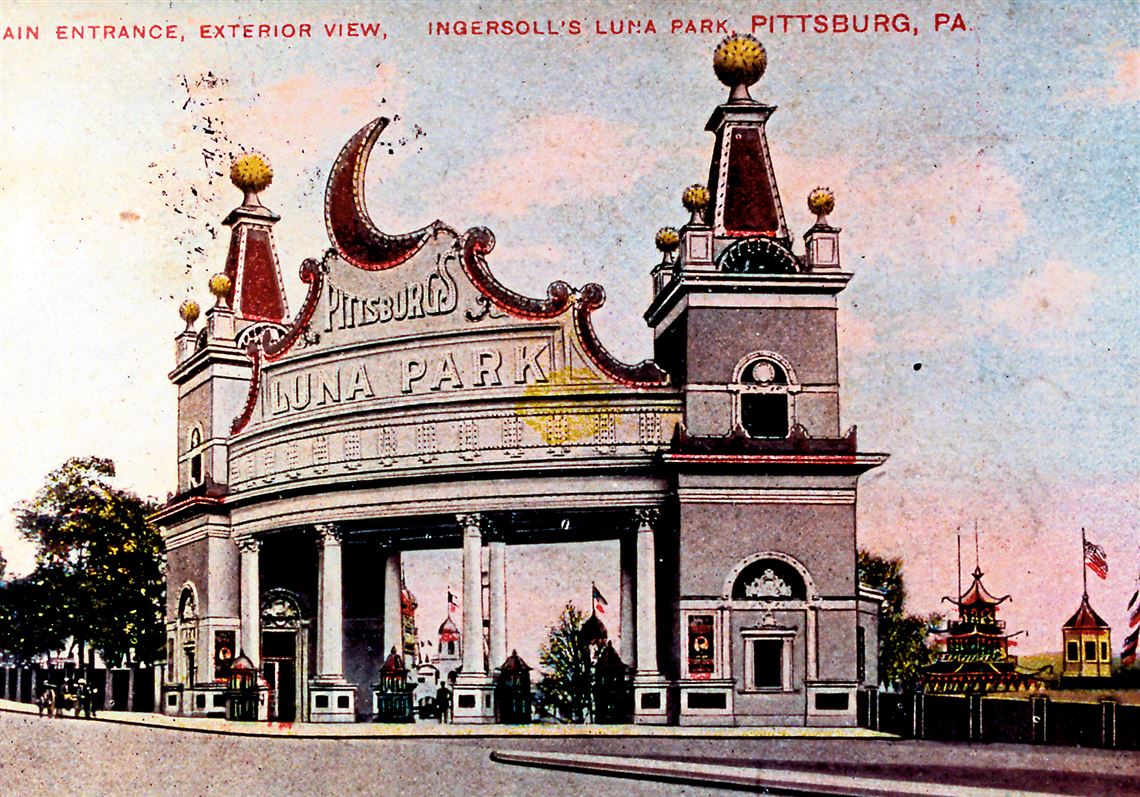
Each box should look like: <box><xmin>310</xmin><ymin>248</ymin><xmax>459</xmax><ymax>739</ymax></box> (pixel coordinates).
<box><xmin>158</xmin><ymin>154</ymin><xmax>290</xmax><ymax>718</ymax></box>
<box><xmin>1061</xmin><ymin>596</ymin><xmax>1113</xmax><ymax>683</ymax></box>
<box><xmin>647</xmin><ymin>35</ymin><xmax>887</xmax><ymax>726</ymax></box>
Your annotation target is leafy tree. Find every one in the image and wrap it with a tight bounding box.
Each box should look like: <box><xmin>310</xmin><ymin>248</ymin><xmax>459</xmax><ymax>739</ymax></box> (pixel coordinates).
<box><xmin>858</xmin><ymin>549</ymin><xmax>940</xmax><ymax>692</ymax></box>
<box><xmin>536</xmin><ymin>602</ymin><xmax>595</xmax><ymax>723</ymax></box>
<box><xmin>10</xmin><ymin>457</ymin><xmax>164</xmax><ymax>666</ymax></box>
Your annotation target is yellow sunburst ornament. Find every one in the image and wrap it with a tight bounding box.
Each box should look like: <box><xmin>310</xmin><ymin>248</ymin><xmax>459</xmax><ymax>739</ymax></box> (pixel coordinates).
<box><xmin>178</xmin><ymin>299</ymin><xmax>200</xmax><ymax>331</ymax></box>
<box><xmin>208</xmin><ymin>273</ymin><xmax>232</xmax><ymax>308</ymax></box>
<box><xmin>655</xmin><ymin>227</ymin><xmax>680</xmax><ymax>265</ymax></box>
<box><xmin>808</xmin><ymin>187</ymin><xmax>836</xmax><ymax>225</ymax></box>
<box><xmin>713</xmin><ymin>34</ymin><xmax>767</xmax><ymax>101</ymax></box>
<box><xmin>230</xmin><ymin>152</ymin><xmax>273</xmax><ymax>206</ymax></box>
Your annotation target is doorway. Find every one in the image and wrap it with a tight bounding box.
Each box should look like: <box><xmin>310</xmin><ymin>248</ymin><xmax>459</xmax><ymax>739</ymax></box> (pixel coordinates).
<box><xmin>262</xmin><ymin>630</ymin><xmax>297</xmax><ymax>722</ymax></box>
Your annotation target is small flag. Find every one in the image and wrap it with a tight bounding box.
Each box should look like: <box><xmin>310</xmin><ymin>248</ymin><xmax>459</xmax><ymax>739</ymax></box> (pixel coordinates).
<box><xmin>592</xmin><ymin>583</ymin><xmax>608</xmax><ymax>615</ymax></box>
<box><xmin>1084</xmin><ymin>539</ymin><xmax>1108</xmax><ymax>580</ymax></box>
<box><xmin>1123</xmin><ymin>628</ymin><xmax>1139</xmax><ymax>667</ymax></box>
<box><xmin>447</xmin><ymin>589</ymin><xmax>458</xmax><ymax>613</ymax></box>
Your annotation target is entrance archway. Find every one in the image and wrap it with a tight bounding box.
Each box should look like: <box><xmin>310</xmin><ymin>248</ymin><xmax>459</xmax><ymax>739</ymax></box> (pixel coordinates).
<box><xmin>261</xmin><ymin>589</ymin><xmax>309</xmax><ymax>722</ymax></box>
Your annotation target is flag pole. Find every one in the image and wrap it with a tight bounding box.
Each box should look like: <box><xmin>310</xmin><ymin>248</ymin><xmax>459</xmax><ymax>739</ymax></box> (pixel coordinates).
<box><xmin>1081</xmin><ymin>527</ymin><xmax>1088</xmax><ymax>600</ymax></box>
<box><xmin>956</xmin><ymin>528</ymin><xmax>962</xmax><ymax>605</ymax></box>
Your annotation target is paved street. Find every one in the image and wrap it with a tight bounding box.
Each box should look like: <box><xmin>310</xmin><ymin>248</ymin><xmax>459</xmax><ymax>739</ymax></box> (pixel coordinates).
<box><xmin>1</xmin><ymin>709</ymin><xmax>1137</xmax><ymax>797</ymax></box>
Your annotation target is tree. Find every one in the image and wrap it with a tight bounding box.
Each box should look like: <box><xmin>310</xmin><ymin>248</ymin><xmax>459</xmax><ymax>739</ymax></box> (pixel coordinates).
<box><xmin>0</xmin><ymin>546</ymin><xmax>6</xmax><ymax>581</ymax></box>
<box><xmin>858</xmin><ymin>549</ymin><xmax>940</xmax><ymax>692</ymax></box>
<box><xmin>10</xmin><ymin>457</ymin><xmax>165</xmax><ymax>667</ymax></box>
<box><xmin>535</xmin><ymin>602</ymin><xmax>594</xmax><ymax>723</ymax></box>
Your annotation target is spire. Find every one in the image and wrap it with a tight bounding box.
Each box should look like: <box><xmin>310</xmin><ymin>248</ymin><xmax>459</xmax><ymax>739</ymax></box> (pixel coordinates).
<box><xmin>221</xmin><ymin>153</ymin><xmax>289</xmax><ymax>324</ymax></box>
<box><xmin>704</xmin><ymin>35</ymin><xmax>789</xmax><ymax>246</ymax></box>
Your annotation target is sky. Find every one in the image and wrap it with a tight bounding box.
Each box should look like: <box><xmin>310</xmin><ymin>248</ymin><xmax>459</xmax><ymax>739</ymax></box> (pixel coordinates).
<box><xmin>0</xmin><ymin>0</ymin><xmax>1137</xmax><ymax>667</ymax></box>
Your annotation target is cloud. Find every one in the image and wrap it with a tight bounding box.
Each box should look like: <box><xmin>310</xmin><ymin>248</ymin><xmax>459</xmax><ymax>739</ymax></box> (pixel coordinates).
<box><xmin>455</xmin><ymin>114</ymin><xmax>668</xmax><ymax>218</ymax></box>
<box><xmin>988</xmin><ymin>259</ymin><xmax>1101</xmax><ymax>334</ymax></box>
<box><xmin>849</xmin><ymin>156</ymin><xmax>1027</xmax><ymax>271</ymax></box>
<box><xmin>1064</xmin><ymin>47</ymin><xmax>1140</xmax><ymax>105</ymax></box>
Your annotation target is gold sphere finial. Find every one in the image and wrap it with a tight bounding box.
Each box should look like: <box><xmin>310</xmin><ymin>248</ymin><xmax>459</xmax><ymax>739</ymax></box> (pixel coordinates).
<box><xmin>713</xmin><ymin>34</ymin><xmax>767</xmax><ymax>100</ymax></box>
<box><xmin>208</xmin><ymin>273</ymin><xmax>232</xmax><ymax>306</ymax></box>
<box><xmin>655</xmin><ymin>227</ymin><xmax>680</xmax><ymax>253</ymax></box>
<box><xmin>178</xmin><ymin>299</ymin><xmax>200</xmax><ymax>329</ymax></box>
<box><xmin>230</xmin><ymin>152</ymin><xmax>273</xmax><ymax>204</ymax></box>
<box><xmin>808</xmin><ymin>187</ymin><xmax>835</xmax><ymax>222</ymax></box>
<box><xmin>682</xmin><ymin>184</ymin><xmax>710</xmax><ymax>214</ymax></box>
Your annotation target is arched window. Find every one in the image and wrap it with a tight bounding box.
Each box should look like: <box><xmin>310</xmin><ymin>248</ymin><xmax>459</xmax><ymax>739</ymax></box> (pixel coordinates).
<box><xmin>178</xmin><ymin>586</ymin><xmax>198</xmax><ymax>622</ymax></box>
<box><xmin>735</xmin><ymin>355</ymin><xmax>794</xmax><ymax>439</ymax></box>
<box><xmin>732</xmin><ymin>558</ymin><xmax>807</xmax><ymax>601</ymax></box>
<box><xmin>188</xmin><ymin>427</ymin><xmax>203</xmax><ymax>486</ymax></box>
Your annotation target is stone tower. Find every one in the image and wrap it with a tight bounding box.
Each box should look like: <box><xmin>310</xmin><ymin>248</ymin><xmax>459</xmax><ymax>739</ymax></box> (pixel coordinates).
<box><xmin>646</xmin><ymin>35</ymin><xmax>887</xmax><ymax>726</ymax></box>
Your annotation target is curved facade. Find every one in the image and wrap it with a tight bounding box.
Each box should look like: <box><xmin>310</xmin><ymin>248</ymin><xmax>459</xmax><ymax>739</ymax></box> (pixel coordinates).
<box><xmin>156</xmin><ymin>43</ymin><xmax>886</xmax><ymax>725</ymax></box>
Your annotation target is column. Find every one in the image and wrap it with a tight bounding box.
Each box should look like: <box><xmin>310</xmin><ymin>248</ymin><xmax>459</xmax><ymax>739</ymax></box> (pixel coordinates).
<box><xmin>383</xmin><ymin>549</ymin><xmax>402</xmax><ymax>663</ymax></box>
<box><xmin>237</xmin><ymin>537</ymin><xmax>260</xmax><ymax>667</ymax></box>
<box><xmin>635</xmin><ymin>508</ymin><xmax>659</xmax><ymax>676</ymax></box>
<box><xmin>458</xmin><ymin>513</ymin><xmax>485</xmax><ymax>674</ymax></box>
<box><xmin>619</xmin><ymin>532</ymin><xmax>636</xmax><ymax>666</ymax></box>
<box><xmin>315</xmin><ymin>523</ymin><xmax>344</xmax><ymax>678</ymax></box>
<box><xmin>488</xmin><ymin>539</ymin><xmax>507</xmax><ymax>670</ymax></box>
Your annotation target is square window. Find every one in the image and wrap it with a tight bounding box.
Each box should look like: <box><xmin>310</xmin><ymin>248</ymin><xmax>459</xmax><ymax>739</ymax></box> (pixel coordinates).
<box><xmin>458</xmin><ymin>694</ymin><xmax>475</xmax><ymax>708</ymax></box>
<box><xmin>1066</xmin><ymin>641</ymin><xmax>1079</xmax><ymax>661</ymax></box>
<box><xmin>314</xmin><ymin>695</ymin><xmax>329</xmax><ymax>709</ymax></box>
<box><xmin>337</xmin><ymin>695</ymin><xmax>350</xmax><ymax>709</ymax></box>
<box><xmin>195</xmin><ymin>694</ymin><xmax>206</xmax><ymax>709</ymax></box>
<box><xmin>741</xmin><ymin>394</ymin><xmax>788</xmax><ymax>438</ymax></box>
<box><xmin>640</xmin><ymin>692</ymin><xmax>661</xmax><ymax>710</ymax></box>
<box><xmin>1085</xmin><ymin>641</ymin><xmax>1097</xmax><ymax>661</ymax></box>
<box><xmin>167</xmin><ymin>694</ymin><xmax>178</xmax><ymax>707</ymax></box>
<box><xmin>213</xmin><ymin>695</ymin><xmax>226</xmax><ymax>707</ymax></box>
<box><xmin>815</xmin><ymin>692</ymin><xmax>849</xmax><ymax>711</ymax></box>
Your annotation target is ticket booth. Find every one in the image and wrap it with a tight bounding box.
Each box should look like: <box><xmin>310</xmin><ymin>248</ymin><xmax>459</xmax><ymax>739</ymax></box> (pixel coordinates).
<box><xmin>225</xmin><ymin>654</ymin><xmax>260</xmax><ymax>721</ymax></box>
<box><xmin>494</xmin><ymin>651</ymin><xmax>532</xmax><ymax>724</ymax></box>
<box><xmin>373</xmin><ymin>648</ymin><xmax>414</xmax><ymax>723</ymax></box>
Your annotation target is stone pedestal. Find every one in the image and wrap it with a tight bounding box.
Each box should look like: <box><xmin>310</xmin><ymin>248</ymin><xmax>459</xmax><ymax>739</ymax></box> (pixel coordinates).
<box><xmin>308</xmin><ymin>679</ymin><xmax>356</xmax><ymax>723</ymax></box>
<box><xmin>451</xmin><ymin>672</ymin><xmax>495</xmax><ymax>724</ymax></box>
<box><xmin>632</xmin><ymin>673</ymin><xmax>670</xmax><ymax>725</ymax></box>
<box><xmin>676</xmin><ymin>679</ymin><xmax>735</xmax><ymax>726</ymax></box>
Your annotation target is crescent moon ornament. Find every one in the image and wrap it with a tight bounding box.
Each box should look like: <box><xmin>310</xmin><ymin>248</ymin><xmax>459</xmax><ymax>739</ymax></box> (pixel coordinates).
<box><xmin>324</xmin><ymin>117</ymin><xmax>454</xmax><ymax>270</ymax></box>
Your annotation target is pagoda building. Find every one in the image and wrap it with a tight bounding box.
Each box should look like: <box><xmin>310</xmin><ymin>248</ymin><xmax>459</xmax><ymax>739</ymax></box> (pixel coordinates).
<box><xmin>921</xmin><ymin>565</ymin><xmax>1043</xmax><ymax>694</ymax></box>
<box><xmin>1060</xmin><ymin>595</ymin><xmax>1112</xmax><ymax>684</ymax></box>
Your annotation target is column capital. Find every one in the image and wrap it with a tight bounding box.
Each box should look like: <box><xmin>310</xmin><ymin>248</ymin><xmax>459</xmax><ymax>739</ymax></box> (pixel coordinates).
<box><xmin>634</xmin><ymin>507</ymin><xmax>660</xmax><ymax>532</ymax></box>
<box><xmin>456</xmin><ymin>512</ymin><xmax>485</xmax><ymax>534</ymax></box>
<box><xmin>315</xmin><ymin>522</ymin><xmax>342</xmax><ymax>544</ymax></box>
<box><xmin>235</xmin><ymin>536</ymin><xmax>261</xmax><ymax>554</ymax></box>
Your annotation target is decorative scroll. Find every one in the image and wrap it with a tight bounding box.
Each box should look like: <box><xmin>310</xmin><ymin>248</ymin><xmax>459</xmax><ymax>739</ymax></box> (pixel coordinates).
<box><xmin>572</xmin><ymin>282</ymin><xmax>669</xmax><ymax>387</ymax></box>
<box><xmin>324</xmin><ymin>116</ymin><xmax>453</xmax><ymax>271</ymax></box>
<box><xmin>461</xmin><ymin>227</ymin><xmax>573</xmax><ymax>319</ymax></box>
<box><xmin>745</xmin><ymin>569</ymin><xmax>793</xmax><ymax>598</ymax></box>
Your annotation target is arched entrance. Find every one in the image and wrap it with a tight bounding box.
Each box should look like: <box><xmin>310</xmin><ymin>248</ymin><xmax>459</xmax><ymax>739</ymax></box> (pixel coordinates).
<box><xmin>260</xmin><ymin>589</ymin><xmax>309</xmax><ymax>722</ymax></box>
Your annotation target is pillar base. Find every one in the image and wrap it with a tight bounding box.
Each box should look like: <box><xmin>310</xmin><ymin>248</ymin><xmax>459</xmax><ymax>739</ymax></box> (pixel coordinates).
<box><xmin>805</xmin><ymin>682</ymin><xmax>858</xmax><ymax>727</ymax></box>
<box><xmin>632</xmin><ymin>672</ymin><xmax>670</xmax><ymax>725</ymax></box>
<box><xmin>308</xmin><ymin>678</ymin><xmax>356</xmax><ymax>723</ymax></box>
<box><xmin>451</xmin><ymin>673</ymin><xmax>495</xmax><ymax>724</ymax></box>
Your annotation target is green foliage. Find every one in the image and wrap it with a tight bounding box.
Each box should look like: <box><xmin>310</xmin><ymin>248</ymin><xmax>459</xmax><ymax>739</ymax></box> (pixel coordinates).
<box><xmin>858</xmin><ymin>549</ymin><xmax>940</xmax><ymax>692</ymax></box>
<box><xmin>1</xmin><ymin>457</ymin><xmax>165</xmax><ymax>666</ymax></box>
<box><xmin>536</xmin><ymin>602</ymin><xmax>594</xmax><ymax>723</ymax></box>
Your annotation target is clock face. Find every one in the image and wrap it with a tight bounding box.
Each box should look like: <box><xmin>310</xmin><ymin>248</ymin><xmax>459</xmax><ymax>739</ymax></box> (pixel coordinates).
<box><xmin>717</xmin><ymin>237</ymin><xmax>800</xmax><ymax>274</ymax></box>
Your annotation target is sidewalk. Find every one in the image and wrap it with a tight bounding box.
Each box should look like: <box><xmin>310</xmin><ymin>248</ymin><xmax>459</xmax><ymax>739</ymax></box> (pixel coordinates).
<box><xmin>0</xmin><ymin>697</ymin><xmax>893</xmax><ymax>739</ymax></box>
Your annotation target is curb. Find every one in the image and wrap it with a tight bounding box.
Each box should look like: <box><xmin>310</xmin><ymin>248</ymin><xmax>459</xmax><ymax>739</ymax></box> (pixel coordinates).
<box><xmin>0</xmin><ymin>699</ymin><xmax>896</xmax><ymax>741</ymax></box>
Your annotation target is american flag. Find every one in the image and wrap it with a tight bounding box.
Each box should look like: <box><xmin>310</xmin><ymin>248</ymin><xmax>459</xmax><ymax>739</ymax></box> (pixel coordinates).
<box><xmin>1084</xmin><ymin>540</ymin><xmax>1108</xmax><ymax>580</ymax></box>
<box><xmin>447</xmin><ymin>588</ymin><xmax>458</xmax><ymax>613</ymax></box>
<box><xmin>592</xmin><ymin>583</ymin><xmax>608</xmax><ymax>615</ymax></box>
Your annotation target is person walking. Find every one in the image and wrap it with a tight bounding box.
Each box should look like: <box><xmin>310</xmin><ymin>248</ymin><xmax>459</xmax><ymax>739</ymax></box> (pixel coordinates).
<box><xmin>436</xmin><ymin>684</ymin><xmax>451</xmax><ymax>724</ymax></box>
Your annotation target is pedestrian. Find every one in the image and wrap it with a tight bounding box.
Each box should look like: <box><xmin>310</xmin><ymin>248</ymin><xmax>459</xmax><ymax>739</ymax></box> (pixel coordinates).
<box><xmin>436</xmin><ymin>684</ymin><xmax>451</xmax><ymax>724</ymax></box>
<box><xmin>75</xmin><ymin>678</ymin><xmax>90</xmax><ymax>719</ymax></box>
<box><xmin>37</xmin><ymin>684</ymin><xmax>55</xmax><ymax>718</ymax></box>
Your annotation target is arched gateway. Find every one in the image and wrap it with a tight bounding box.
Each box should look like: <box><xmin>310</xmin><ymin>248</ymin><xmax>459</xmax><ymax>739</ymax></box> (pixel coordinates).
<box><xmin>155</xmin><ymin>36</ymin><xmax>887</xmax><ymax>726</ymax></box>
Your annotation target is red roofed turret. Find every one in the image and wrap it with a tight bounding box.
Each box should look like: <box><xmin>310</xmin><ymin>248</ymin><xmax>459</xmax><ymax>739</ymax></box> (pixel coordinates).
<box><xmin>221</xmin><ymin>153</ymin><xmax>289</xmax><ymax>324</ymax></box>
